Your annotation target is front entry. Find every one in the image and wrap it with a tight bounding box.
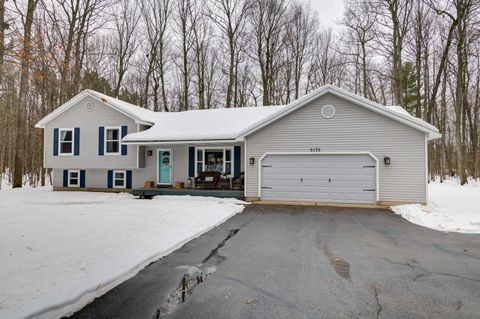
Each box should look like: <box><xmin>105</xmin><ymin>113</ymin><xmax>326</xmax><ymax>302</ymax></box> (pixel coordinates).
<box><xmin>158</xmin><ymin>149</ymin><xmax>172</xmax><ymax>185</ymax></box>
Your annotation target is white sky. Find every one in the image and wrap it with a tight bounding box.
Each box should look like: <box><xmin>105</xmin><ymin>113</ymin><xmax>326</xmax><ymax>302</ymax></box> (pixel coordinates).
<box><xmin>303</xmin><ymin>0</ymin><xmax>345</xmax><ymax>29</ymax></box>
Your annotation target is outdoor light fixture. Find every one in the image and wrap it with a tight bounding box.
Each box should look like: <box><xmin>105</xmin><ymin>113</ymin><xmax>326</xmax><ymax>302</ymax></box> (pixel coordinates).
<box><xmin>249</xmin><ymin>157</ymin><xmax>255</xmax><ymax>165</ymax></box>
<box><xmin>384</xmin><ymin>157</ymin><xmax>391</xmax><ymax>165</ymax></box>
<box><xmin>147</xmin><ymin>150</ymin><xmax>153</xmax><ymax>156</ymax></box>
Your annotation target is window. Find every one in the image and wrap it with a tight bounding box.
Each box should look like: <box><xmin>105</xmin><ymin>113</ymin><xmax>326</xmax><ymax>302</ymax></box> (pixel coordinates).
<box><xmin>105</xmin><ymin>127</ymin><xmax>120</xmax><ymax>154</ymax></box>
<box><xmin>195</xmin><ymin>147</ymin><xmax>233</xmax><ymax>177</ymax></box>
<box><xmin>59</xmin><ymin>129</ymin><xmax>74</xmax><ymax>155</ymax></box>
<box><xmin>113</xmin><ymin>170</ymin><xmax>126</xmax><ymax>188</ymax></box>
<box><xmin>68</xmin><ymin>170</ymin><xmax>80</xmax><ymax>187</ymax></box>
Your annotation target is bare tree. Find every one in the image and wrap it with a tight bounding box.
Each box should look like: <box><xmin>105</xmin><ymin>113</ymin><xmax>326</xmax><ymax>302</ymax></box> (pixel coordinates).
<box><xmin>343</xmin><ymin>0</ymin><xmax>376</xmax><ymax>99</ymax></box>
<box><xmin>174</xmin><ymin>0</ymin><xmax>196</xmax><ymax>111</ymax></box>
<box><xmin>250</xmin><ymin>0</ymin><xmax>287</xmax><ymax>105</ymax></box>
<box><xmin>209</xmin><ymin>0</ymin><xmax>251</xmax><ymax>108</ymax></box>
<box><xmin>141</xmin><ymin>0</ymin><xmax>171</xmax><ymax>110</ymax></box>
<box><xmin>12</xmin><ymin>0</ymin><xmax>38</xmax><ymax>188</ymax></box>
<box><xmin>111</xmin><ymin>0</ymin><xmax>140</xmax><ymax>97</ymax></box>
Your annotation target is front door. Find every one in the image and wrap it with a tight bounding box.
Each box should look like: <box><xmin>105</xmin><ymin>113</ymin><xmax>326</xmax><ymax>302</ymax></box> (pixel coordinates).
<box><xmin>158</xmin><ymin>149</ymin><xmax>172</xmax><ymax>185</ymax></box>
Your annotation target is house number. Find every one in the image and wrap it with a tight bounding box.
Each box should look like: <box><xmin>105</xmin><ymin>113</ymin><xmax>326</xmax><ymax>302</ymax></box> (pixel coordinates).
<box><xmin>310</xmin><ymin>147</ymin><xmax>321</xmax><ymax>152</ymax></box>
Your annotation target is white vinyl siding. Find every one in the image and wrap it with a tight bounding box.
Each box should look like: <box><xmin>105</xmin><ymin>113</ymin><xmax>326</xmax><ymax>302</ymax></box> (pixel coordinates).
<box><xmin>52</xmin><ymin>144</ymin><xmax>245</xmax><ymax>189</ymax></box>
<box><xmin>44</xmin><ymin>96</ymin><xmax>140</xmax><ymax>169</ymax></box>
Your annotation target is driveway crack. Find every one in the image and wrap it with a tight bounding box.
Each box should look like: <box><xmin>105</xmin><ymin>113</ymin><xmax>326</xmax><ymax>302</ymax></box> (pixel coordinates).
<box><xmin>372</xmin><ymin>285</ymin><xmax>382</xmax><ymax>319</ymax></box>
<box><xmin>202</xmin><ymin>228</ymin><xmax>240</xmax><ymax>264</ymax></box>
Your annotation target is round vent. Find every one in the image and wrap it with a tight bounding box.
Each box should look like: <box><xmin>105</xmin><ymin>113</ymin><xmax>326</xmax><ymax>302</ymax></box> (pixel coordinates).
<box><xmin>321</xmin><ymin>104</ymin><xmax>335</xmax><ymax>119</ymax></box>
<box><xmin>86</xmin><ymin>102</ymin><xmax>94</xmax><ymax>112</ymax></box>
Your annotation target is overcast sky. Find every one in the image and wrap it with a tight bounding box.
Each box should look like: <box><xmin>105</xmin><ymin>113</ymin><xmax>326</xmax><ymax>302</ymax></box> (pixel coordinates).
<box><xmin>304</xmin><ymin>0</ymin><xmax>345</xmax><ymax>29</ymax></box>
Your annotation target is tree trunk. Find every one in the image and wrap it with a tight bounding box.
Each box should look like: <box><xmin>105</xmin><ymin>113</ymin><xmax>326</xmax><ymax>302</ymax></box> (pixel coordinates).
<box><xmin>13</xmin><ymin>0</ymin><xmax>37</xmax><ymax>188</ymax></box>
<box><xmin>455</xmin><ymin>6</ymin><xmax>467</xmax><ymax>185</ymax></box>
<box><xmin>0</xmin><ymin>0</ymin><xmax>5</xmax><ymax>72</ymax></box>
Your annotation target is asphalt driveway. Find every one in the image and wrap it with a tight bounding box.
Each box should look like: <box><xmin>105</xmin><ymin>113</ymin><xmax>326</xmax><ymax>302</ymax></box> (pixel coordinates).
<box><xmin>71</xmin><ymin>205</ymin><xmax>480</xmax><ymax>319</ymax></box>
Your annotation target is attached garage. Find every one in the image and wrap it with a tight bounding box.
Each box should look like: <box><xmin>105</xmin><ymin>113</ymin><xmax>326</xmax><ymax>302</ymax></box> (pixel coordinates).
<box><xmin>240</xmin><ymin>85</ymin><xmax>442</xmax><ymax>205</ymax></box>
<box><xmin>260</xmin><ymin>153</ymin><xmax>378</xmax><ymax>204</ymax></box>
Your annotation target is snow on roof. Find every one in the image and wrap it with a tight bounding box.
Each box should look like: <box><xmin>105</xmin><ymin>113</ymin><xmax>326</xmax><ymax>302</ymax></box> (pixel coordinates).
<box><xmin>123</xmin><ymin>105</ymin><xmax>288</xmax><ymax>142</ymax></box>
<box><xmin>236</xmin><ymin>85</ymin><xmax>441</xmax><ymax>140</ymax></box>
<box><xmin>86</xmin><ymin>90</ymin><xmax>156</xmax><ymax>124</ymax></box>
<box><xmin>385</xmin><ymin>105</ymin><xmax>439</xmax><ymax>133</ymax></box>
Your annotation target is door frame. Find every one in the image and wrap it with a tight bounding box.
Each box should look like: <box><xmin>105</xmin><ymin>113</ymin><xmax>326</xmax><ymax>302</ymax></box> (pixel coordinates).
<box><xmin>157</xmin><ymin>148</ymin><xmax>173</xmax><ymax>185</ymax></box>
<box><xmin>258</xmin><ymin>151</ymin><xmax>379</xmax><ymax>202</ymax></box>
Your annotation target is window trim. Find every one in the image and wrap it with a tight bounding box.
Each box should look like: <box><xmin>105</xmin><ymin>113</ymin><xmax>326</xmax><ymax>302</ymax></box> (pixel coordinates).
<box><xmin>58</xmin><ymin>128</ymin><xmax>74</xmax><ymax>156</ymax></box>
<box><xmin>113</xmin><ymin>170</ymin><xmax>126</xmax><ymax>188</ymax></box>
<box><xmin>68</xmin><ymin>170</ymin><xmax>80</xmax><ymax>187</ymax></box>
<box><xmin>104</xmin><ymin>126</ymin><xmax>121</xmax><ymax>155</ymax></box>
<box><xmin>194</xmin><ymin>147</ymin><xmax>234</xmax><ymax>178</ymax></box>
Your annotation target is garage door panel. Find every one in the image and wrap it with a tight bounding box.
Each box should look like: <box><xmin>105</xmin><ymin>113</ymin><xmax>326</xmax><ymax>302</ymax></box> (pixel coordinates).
<box><xmin>260</xmin><ymin>154</ymin><xmax>376</xmax><ymax>203</ymax></box>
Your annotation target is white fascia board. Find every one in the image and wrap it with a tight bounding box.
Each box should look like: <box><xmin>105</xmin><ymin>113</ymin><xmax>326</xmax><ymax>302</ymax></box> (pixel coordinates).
<box><xmin>35</xmin><ymin>90</ymin><xmax>154</xmax><ymax>129</ymax></box>
<box><xmin>35</xmin><ymin>92</ymin><xmax>90</xmax><ymax>128</ymax></box>
<box><xmin>121</xmin><ymin>139</ymin><xmax>239</xmax><ymax>145</ymax></box>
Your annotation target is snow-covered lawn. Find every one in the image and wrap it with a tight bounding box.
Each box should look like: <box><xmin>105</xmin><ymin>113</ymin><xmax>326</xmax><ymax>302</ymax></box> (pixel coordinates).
<box><xmin>0</xmin><ymin>187</ymin><xmax>246</xmax><ymax>319</ymax></box>
<box><xmin>391</xmin><ymin>180</ymin><xmax>480</xmax><ymax>234</ymax></box>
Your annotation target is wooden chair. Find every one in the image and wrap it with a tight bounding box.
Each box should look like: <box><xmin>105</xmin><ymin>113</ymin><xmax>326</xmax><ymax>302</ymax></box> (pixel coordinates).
<box><xmin>232</xmin><ymin>172</ymin><xmax>244</xmax><ymax>190</ymax></box>
<box><xmin>194</xmin><ymin>171</ymin><xmax>221</xmax><ymax>189</ymax></box>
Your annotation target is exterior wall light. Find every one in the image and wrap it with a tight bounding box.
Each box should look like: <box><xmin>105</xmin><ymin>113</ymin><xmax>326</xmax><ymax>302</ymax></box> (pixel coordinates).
<box><xmin>147</xmin><ymin>150</ymin><xmax>153</xmax><ymax>156</ymax></box>
<box><xmin>249</xmin><ymin>157</ymin><xmax>255</xmax><ymax>165</ymax></box>
<box><xmin>384</xmin><ymin>157</ymin><xmax>391</xmax><ymax>165</ymax></box>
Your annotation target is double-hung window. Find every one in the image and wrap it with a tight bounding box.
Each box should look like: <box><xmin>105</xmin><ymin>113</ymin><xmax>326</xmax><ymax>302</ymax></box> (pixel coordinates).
<box><xmin>195</xmin><ymin>147</ymin><xmax>233</xmax><ymax>177</ymax></box>
<box><xmin>113</xmin><ymin>170</ymin><xmax>126</xmax><ymax>188</ymax></box>
<box><xmin>68</xmin><ymin>170</ymin><xmax>80</xmax><ymax>187</ymax></box>
<box><xmin>59</xmin><ymin>128</ymin><xmax>74</xmax><ymax>155</ymax></box>
<box><xmin>105</xmin><ymin>127</ymin><xmax>121</xmax><ymax>155</ymax></box>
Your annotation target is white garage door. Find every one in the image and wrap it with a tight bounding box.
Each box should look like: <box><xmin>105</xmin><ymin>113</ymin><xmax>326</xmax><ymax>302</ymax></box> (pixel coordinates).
<box><xmin>260</xmin><ymin>153</ymin><xmax>377</xmax><ymax>204</ymax></box>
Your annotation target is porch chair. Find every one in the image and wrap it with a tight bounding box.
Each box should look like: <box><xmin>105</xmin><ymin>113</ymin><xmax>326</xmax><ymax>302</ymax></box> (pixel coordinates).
<box><xmin>232</xmin><ymin>171</ymin><xmax>245</xmax><ymax>190</ymax></box>
<box><xmin>194</xmin><ymin>171</ymin><xmax>221</xmax><ymax>189</ymax></box>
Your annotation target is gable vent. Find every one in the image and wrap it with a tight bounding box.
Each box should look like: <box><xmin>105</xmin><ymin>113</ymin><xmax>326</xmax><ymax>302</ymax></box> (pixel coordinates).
<box><xmin>321</xmin><ymin>104</ymin><xmax>336</xmax><ymax>119</ymax></box>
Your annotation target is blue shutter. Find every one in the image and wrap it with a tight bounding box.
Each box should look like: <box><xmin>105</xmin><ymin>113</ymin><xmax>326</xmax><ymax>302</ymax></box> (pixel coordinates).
<box><xmin>107</xmin><ymin>170</ymin><xmax>113</xmax><ymax>188</ymax></box>
<box><xmin>188</xmin><ymin>146</ymin><xmax>195</xmax><ymax>177</ymax></box>
<box><xmin>74</xmin><ymin>127</ymin><xmax>80</xmax><ymax>156</ymax></box>
<box><xmin>126</xmin><ymin>170</ymin><xmax>132</xmax><ymax>188</ymax></box>
<box><xmin>63</xmin><ymin>170</ymin><xmax>68</xmax><ymax>187</ymax></box>
<box><xmin>53</xmin><ymin>128</ymin><xmax>59</xmax><ymax>156</ymax></box>
<box><xmin>80</xmin><ymin>170</ymin><xmax>86</xmax><ymax>188</ymax></box>
<box><xmin>121</xmin><ymin>126</ymin><xmax>128</xmax><ymax>155</ymax></box>
<box><xmin>98</xmin><ymin>127</ymin><xmax>105</xmax><ymax>155</ymax></box>
<box><xmin>234</xmin><ymin>146</ymin><xmax>241</xmax><ymax>178</ymax></box>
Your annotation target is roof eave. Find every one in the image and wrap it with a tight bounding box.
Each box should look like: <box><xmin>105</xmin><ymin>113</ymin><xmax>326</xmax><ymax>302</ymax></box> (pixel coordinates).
<box><xmin>122</xmin><ymin>138</ymin><xmax>240</xmax><ymax>145</ymax></box>
<box><xmin>35</xmin><ymin>90</ymin><xmax>154</xmax><ymax>128</ymax></box>
<box><xmin>238</xmin><ymin>85</ymin><xmax>441</xmax><ymax>139</ymax></box>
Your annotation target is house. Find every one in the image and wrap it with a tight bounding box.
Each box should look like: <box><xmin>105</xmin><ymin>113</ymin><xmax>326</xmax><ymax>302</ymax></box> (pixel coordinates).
<box><xmin>35</xmin><ymin>85</ymin><xmax>441</xmax><ymax>205</ymax></box>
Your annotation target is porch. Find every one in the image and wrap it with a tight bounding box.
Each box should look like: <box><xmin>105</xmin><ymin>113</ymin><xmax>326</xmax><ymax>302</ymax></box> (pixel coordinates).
<box><xmin>132</xmin><ymin>187</ymin><xmax>245</xmax><ymax>200</ymax></box>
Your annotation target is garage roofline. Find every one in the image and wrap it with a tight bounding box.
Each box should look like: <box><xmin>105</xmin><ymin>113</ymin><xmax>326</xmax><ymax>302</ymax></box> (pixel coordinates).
<box><xmin>258</xmin><ymin>151</ymin><xmax>380</xmax><ymax>203</ymax></box>
<box><xmin>236</xmin><ymin>85</ymin><xmax>441</xmax><ymax>141</ymax></box>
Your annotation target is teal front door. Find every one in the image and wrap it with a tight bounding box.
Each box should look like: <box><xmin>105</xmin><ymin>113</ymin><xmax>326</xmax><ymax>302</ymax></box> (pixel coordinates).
<box><xmin>158</xmin><ymin>149</ymin><xmax>172</xmax><ymax>185</ymax></box>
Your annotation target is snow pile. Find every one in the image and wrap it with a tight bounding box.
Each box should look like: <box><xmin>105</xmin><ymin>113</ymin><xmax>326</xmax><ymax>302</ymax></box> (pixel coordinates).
<box><xmin>391</xmin><ymin>181</ymin><xmax>480</xmax><ymax>233</ymax></box>
<box><xmin>0</xmin><ymin>172</ymin><xmax>51</xmax><ymax>190</ymax></box>
<box><xmin>0</xmin><ymin>187</ymin><xmax>245</xmax><ymax>319</ymax></box>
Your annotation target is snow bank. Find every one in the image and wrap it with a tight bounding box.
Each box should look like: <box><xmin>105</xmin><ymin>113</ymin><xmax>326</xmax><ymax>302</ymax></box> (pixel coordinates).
<box><xmin>391</xmin><ymin>181</ymin><xmax>480</xmax><ymax>234</ymax></box>
<box><xmin>0</xmin><ymin>187</ymin><xmax>245</xmax><ymax>319</ymax></box>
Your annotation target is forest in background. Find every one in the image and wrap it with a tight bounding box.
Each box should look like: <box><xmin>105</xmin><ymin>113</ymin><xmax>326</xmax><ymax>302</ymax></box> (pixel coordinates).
<box><xmin>0</xmin><ymin>0</ymin><xmax>479</xmax><ymax>188</ymax></box>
